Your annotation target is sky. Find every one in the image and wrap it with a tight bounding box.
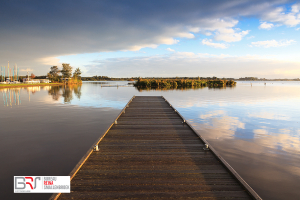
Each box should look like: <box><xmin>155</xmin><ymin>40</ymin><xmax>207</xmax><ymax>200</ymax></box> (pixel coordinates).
<box><xmin>0</xmin><ymin>0</ymin><xmax>300</xmax><ymax>78</ymax></box>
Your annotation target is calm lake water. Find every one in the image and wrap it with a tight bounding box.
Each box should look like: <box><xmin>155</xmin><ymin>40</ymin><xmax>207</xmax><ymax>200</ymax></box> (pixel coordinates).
<box><xmin>1</xmin><ymin>81</ymin><xmax>300</xmax><ymax>200</ymax></box>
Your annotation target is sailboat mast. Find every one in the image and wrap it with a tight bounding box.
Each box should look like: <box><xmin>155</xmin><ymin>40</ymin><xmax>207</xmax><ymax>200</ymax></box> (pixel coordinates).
<box><xmin>17</xmin><ymin>64</ymin><xmax>19</xmax><ymax>81</ymax></box>
<box><xmin>8</xmin><ymin>61</ymin><xmax>10</xmax><ymax>81</ymax></box>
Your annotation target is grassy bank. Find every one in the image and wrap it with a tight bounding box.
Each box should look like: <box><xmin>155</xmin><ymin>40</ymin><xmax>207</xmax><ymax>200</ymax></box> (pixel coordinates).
<box><xmin>0</xmin><ymin>78</ymin><xmax>83</xmax><ymax>89</ymax></box>
<box><xmin>0</xmin><ymin>83</ymin><xmax>65</xmax><ymax>89</ymax></box>
<box><xmin>65</xmin><ymin>78</ymin><xmax>82</xmax><ymax>84</ymax></box>
<box><xmin>134</xmin><ymin>78</ymin><xmax>236</xmax><ymax>89</ymax></box>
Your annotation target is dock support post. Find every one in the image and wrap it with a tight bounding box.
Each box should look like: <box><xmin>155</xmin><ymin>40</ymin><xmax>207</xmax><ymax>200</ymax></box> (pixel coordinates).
<box><xmin>203</xmin><ymin>144</ymin><xmax>209</xmax><ymax>151</ymax></box>
<box><xmin>94</xmin><ymin>145</ymin><xmax>99</xmax><ymax>151</ymax></box>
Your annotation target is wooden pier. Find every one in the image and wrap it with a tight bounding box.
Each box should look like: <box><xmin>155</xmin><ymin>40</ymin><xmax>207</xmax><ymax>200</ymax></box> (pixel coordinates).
<box><xmin>52</xmin><ymin>96</ymin><xmax>261</xmax><ymax>200</ymax></box>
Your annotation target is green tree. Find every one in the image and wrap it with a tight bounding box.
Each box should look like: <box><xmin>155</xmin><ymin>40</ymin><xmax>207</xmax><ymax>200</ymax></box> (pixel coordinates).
<box><xmin>73</xmin><ymin>68</ymin><xmax>82</xmax><ymax>78</ymax></box>
<box><xmin>48</xmin><ymin>66</ymin><xmax>60</xmax><ymax>82</ymax></box>
<box><xmin>50</xmin><ymin>66</ymin><xmax>60</xmax><ymax>77</ymax></box>
<box><xmin>61</xmin><ymin>63</ymin><xmax>72</xmax><ymax>78</ymax></box>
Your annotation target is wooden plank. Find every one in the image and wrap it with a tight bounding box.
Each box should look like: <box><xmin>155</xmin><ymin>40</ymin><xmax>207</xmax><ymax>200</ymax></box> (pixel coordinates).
<box><xmin>52</xmin><ymin>96</ymin><xmax>260</xmax><ymax>200</ymax></box>
<box><xmin>59</xmin><ymin>191</ymin><xmax>251</xmax><ymax>199</ymax></box>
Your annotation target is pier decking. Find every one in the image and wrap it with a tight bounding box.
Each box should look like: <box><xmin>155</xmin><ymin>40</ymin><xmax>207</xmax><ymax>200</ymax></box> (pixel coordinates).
<box><xmin>53</xmin><ymin>96</ymin><xmax>260</xmax><ymax>199</ymax></box>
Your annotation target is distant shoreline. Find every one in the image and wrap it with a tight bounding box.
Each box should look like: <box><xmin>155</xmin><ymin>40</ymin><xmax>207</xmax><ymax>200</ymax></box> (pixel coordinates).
<box><xmin>81</xmin><ymin>78</ymin><xmax>300</xmax><ymax>82</ymax></box>
<box><xmin>234</xmin><ymin>79</ymin><xmax>300</xmax><ymax>82</ymax></box>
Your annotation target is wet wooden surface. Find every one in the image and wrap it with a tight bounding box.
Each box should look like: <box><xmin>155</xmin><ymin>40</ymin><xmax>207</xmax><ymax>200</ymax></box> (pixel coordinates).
<box><xmin>58</xmin><ymin>96</ymin><xmax>252</xmax><ymax>199</ymax></box>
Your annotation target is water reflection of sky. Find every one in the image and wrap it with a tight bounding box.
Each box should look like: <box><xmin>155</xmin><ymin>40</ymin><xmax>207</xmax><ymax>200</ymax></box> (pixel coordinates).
<box><xmin>1</xmin><ymin>81</ymin><xmax>300</xmax><ymax>200</ymax></box>
<box><xmin>2</xmin><ymin>81</ymin><xmax>299</xmax><ymax>155</ymax></box>
<box><xmin>176</xmin><ymin>85</ymin><xmax>300</xmax><ymax>155</ymax></box>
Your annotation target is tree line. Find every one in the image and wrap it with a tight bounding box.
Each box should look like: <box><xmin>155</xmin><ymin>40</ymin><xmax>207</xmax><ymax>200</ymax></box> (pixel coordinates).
<box><xmin>47</xmin><ymin>63</ymin><xmax>82</xmax><ymax>83</ymax></box>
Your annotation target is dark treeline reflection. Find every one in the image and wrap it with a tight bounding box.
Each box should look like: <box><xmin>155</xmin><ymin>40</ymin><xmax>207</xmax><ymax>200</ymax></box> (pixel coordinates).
<box><xmin>207</xmin><ymin>85</ymin><xmax>236</xmax><ymax>90</ymax></box>
<box><xmin>48</xmin><ymin>85</ymin><xmax>82</xmax><ymax>103</ymax></box>
<box><xmin>135</xmin><ymin>85</ymin><xmax>236</xmax><ymax>92</ymax></box>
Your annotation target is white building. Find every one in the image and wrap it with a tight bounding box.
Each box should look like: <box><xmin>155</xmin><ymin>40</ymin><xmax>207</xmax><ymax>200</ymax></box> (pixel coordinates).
<box><xmin>39</xmin><ymin>79</ymin><xmax>50</xmax><ymax>83</ymax></box>
<box><xmin>23</xmin><ymin>78</ymin><xmax>40</xmax><ymax>84</ymax></box>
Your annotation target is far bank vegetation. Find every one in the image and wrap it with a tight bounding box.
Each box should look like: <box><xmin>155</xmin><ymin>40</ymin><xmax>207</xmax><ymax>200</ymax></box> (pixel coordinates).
<box><xmin>47</xmin><ymin>64</ymin><xmax>82</xmax><ymax>84</ymax></box>
<box><xmin>134</xmin><ymin>78</ymin><xmax>236</xmax><ymax>89</ymax></box>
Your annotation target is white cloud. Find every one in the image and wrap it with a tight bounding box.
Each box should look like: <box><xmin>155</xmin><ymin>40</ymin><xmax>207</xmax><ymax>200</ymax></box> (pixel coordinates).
<box><xmin>194</xmin><ymin>18</ymin><xmax>250</xmax><ymax>42</ymax></box>
<box><xmin>37</xmin><ymin>56</ymin><xmax>61</xmax><ymax>66</ymax></box>
<box><xmin>1</xmin><ymin>1</ymin><xmax>298</xmax><ymax>75</ymax></box>
<box><xmin>251</xmin><ymin>39</ymin><xmax>296</xmax><ymax>48</ymax></box>
<box><xmin>176</xmin><ymin>32</ymin><xmax>195</xmax><ymax>39</ymax></box>
<box><xmin>126</xmin><ymin>44</ymin><xmax>158</xmax><ymax>51</ymax></box>
<box><xmin>274</xmin><ymin>68</ymin><xmax>300</xmax><ymax>76</ymax></box>
<box><xmin>166</xmin><ymin>48</ymin><xmax>175</xmax><ymax>52</ymax></box>
<box><xmin>259</xmin><ymin>22</ymin><xmax>274</xmax><ymax>29</ymax></box>
<box><xmin>175</xmin><ymin>52</ymin><xmax>196</xmax><ymax>57</ymax></box>
<box><xmin>214</xmin><ymin>28</ymin><xmax>249</xmax><ymax>42</ymax></box>
<box><xmin>247</xmin><ymin>36</ymin><xmax>255</xmax><ymax>40</ymax></box>
<box><xmin>204</xmin><ymin>32</ymin><xmax>213</xmax><ymax>36</ymax></box>
<box><xmin>202</xmin><ymin>38</ymin><xmax>228</xmax><ymax>49</ymax></box>
<box><xmin>160</xmin><ymin>38</ymin><xmax>180</xmax><ymax>45</ymax></box>
<box><xmin>125</xmin><ymin>37</ymin><xmax>180</xmax><ymax>51</ymax></box>
<box><xmin>296</xmin><ymin>27</ymin><xmax>300</xmax><ymax>31</ymax></box>
<box><xmin>262</xmin><ymin>3</ymin><xmax>300</xmax><ymax>27</ymax></box>
<box><xmin>20</xmin><ymin>68</ymin><xmax>34</xmax><ymax>72</ymax></box>
<box><xmin>197</xmin><ymin>53</ymin><xmax>232</xmax><ymax>58</ymax></box>
<box><xmin>86</xmin><ymin>53</ymin><xmax>300</xmax><ymax>78</ymax></box>
<box><xmin>291</xmin><ymin>3</ymin><xmax>300</xmax><ymax>13</ymax></box>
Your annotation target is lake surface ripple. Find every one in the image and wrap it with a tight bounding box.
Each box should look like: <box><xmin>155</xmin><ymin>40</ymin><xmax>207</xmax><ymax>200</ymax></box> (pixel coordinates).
<box><xmin>1</xmin><ymin>81</ymin><xmax>299</xmax><ymax>200</ymax></box>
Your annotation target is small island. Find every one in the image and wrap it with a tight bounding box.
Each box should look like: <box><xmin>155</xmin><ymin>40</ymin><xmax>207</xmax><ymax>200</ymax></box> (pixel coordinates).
<box><xmin>134</xmin><ymin>78</ymin><xmax>236</xmax><ymax>89</ymax></box>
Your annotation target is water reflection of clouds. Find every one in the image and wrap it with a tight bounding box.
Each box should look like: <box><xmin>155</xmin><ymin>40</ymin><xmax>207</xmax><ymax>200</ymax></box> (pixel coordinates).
<box><xmin>188</xmin><ymin>105</ymin><xmax>300</xmax><ymax>155</ymax></box>
<box><xmin>198</xmin><ymin>110</ymin><xmax>244</xmax><ymax>129</ymax></box>
<box><xmin>193</xmin><ymin>117</ymin><xmax>300</xmax><ymax>155</ymax></box>
<box><xmin>248</xmin><ymin>112</ymin><xmax>290</xmax><ymax>120</ymax></box>
<box><xmin>254</xmin><ymin>132</ymin><xmax>300</xmax><ymax>154</ymax></box>
<box><xmin>199</xmin><ymin>110</ymin><xmax>225</xmax><ymax>119</ymax></box>
<box><xmin>191</xmin><ymin>112</ymin><xmax>245</xmax><ymax>140</ymax></box>
<box><xmin>253</xmin><ymin>129</ymin><xmax>268</xmax><ymax>137</ymax></box>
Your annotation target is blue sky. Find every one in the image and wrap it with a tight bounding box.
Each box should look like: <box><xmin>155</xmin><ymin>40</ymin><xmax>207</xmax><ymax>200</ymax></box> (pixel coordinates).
<box><xmin>1</xmin><ymin>0</ymin><xmax>300</xmax><ymax>78</ymax></box>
